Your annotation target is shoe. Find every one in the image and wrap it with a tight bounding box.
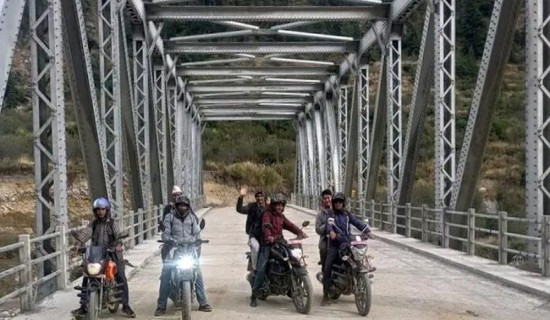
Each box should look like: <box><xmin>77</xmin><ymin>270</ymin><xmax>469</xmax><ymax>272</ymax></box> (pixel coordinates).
<box><xmin>71</xmin><ymin>307</ymin><xmax>87</xmax><ymax>317</ymax></box>
<box><xmin>198</xmin><ymin>304</ymin><xmax>213</xmax><ymax>312</ymax></box>
<box><xmin>321</xmin><ymin>295</ymin><xmax>331</xmax><ymax>306</ymax></box>
<box><xmin>250</xmin><ymin>295</ymin><xmax>258</xmax><ymax>308</ymax></box>
<box><xmin>154</xmin><ymin>307</ymin><xmax>166</xmax><ymax>316</ymax></box>
<box><xmin>122</xmin><ymin>305</ymin><xmax>136</xmax><ymax>318</ymax></box>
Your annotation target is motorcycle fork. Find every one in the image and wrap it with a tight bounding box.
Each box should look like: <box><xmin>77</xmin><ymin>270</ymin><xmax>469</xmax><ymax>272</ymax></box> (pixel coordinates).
<box><xmin>98</xmin><ymin>278</ymin><xmax>104</xmax><ymax>311</ymax></box>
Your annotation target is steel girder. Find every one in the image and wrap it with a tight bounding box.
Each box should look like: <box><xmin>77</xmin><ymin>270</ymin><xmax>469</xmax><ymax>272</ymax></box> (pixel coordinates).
<box><xmin>166</xmin><ymin>42</ymin><xmax>359</xmax><ymax>55</ymax></box>
<box><xmin>434</xmin><ymin>0</ymin><xmax>456</xmax><ymax>209</ymax></box>
<box><xmin>171</xmin><ymin>28</ymin><xmax>354</xmax><ymax>42</ymax></box>
<box><xmin>314</xmin><ymin>106</ymin><xmax>327</xmax><ymax>191</ymax></box>
<box><xmin>357</xmin><ymin>66</ymin><xmax>370</xmax><ymax>216</ymax></box>
<box><xmin>132</xmin><ymin>26</ymin><xmax>152</xmax><ymax>210</ymax></box>
<box><xmin>387</xmin><ymin>35</ymin><xmax>403</xmax><ymax>203</ymax></box>
<box><xmin>194</xmin><ymin>98</ymin><xmax>309</xmax><ymax>105</ymax></box>
<box><xmin>178</xmin><ymin>67</ymin><xmax>336</xmax><ymax>77</ymax></box>
<box><xmin>145</xmin><ymin>5</ymin><xmax>389</xmax><ymax>22</ymax></box>
<box><xmin>204</xmin><ymin>115</ymin><xmax>295</xmax><ymax>121</ymax></box>
<box><xmin>526</xmin><ymin>0</ymin><xmax>550</xmax><ymax>255</ymax></box>
<box><xmin>305</xmin><ymin>114</ymin><xmax>317</xmax><ymax>201</ymax></box>
<box><xmin>153</xmin><ymin>65</ymin><xmax>168</xmax><ymax>204</ymax></box>
<box><xmin>30</xmin><ymin>0</ymin><xmax>68</xmax><ymax>294</ymax></box>
<box><xmin>166</xmin><ymin>84</ymin><xmax>177</xmax><ymax>201</ymax></box>
<box><xmin>323</xmin><ymin>90</ymin><xmax>342</xmax><ymax>192</ymax></box>
<box><xmin>344</xmin><ymin>74</ymin><xmax>360</xmax><ymax>196</ymax></box>
<box><xmin>62</xmin><ymin>0</ymin><xmax>110</xmax><ymax>200</ymax></box>
<box><xmin>397</xmin><ymin>7</ymin><xmax>435</xmax><ymax>206</ymax></box>
<box><xmin>99</xmin><ymin>0</ymin><xmax>124</xmax><ymax>220</ymax></box>
<box><xmin>297</xmin><ymin>118</ymin><xmax>311</xmax><ymax>206</ymax></box>
<box><xmin>338</xmin><ymin>86</ymin><xmax>349</xmax><ymax>190</ymax></box>
<box><xmin>0</xmin><ymin>0</ymin><xmax>26</xmax><ymax>115</ymax></box>
<box><xmin>187</xmin><ymin>84</ymin><xmax>321</xmax><ymax>93</ymax></box>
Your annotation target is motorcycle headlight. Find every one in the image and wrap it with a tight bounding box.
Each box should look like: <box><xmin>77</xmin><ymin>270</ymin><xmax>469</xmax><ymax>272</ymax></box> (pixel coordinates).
<box><xmin>290</xmin><ymin>248</ymin><xmax>303</xmax><ymax>260</ymax></box>
<box><xmin>351</xmin><ymin>247</ymin><xmax>367</xmax><ymax>261</ymax></box>
<box><xmin>177</xmin><ymin>255</ymin><xmax>195</xmax><ymax>270</ymax></box>
<box><xmin>87</xmin><ymin>263</ymin><xmax>102</xmax><ymax>276</ymax></box>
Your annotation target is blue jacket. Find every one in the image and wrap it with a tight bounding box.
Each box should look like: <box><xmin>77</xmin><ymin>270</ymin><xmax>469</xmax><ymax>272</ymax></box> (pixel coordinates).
<box><xmin>326</xmin><ymin>209</ymin><xmax>370</xmax><ymax>247</ymax></box>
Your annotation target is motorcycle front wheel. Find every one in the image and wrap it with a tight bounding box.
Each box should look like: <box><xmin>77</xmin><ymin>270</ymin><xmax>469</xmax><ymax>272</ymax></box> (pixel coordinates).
<box><xmin>354</xmin><ymin>273</ymin><xmax>372</xmax><ymax>316</ymax></box>
<box><xmin>86</xmin><ymin>290</ymin><xmax>99</xmax><ymax>320</ymax></box>
<box><xmin>291</xmin><ymin>274</ymin><xmax>313</xmax><ymax>314</ymax></box>
<box><xmin>108</xmin><ymin>286</ymin><xmax>120</xmax><ymax>313</ymax></box>
<box><xmin>181</xmin><ymin>281</ymin><xmax>192</xmax><ymax>320</ymax></box>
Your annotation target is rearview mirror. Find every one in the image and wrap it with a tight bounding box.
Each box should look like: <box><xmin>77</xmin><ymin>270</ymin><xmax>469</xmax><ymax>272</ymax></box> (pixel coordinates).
<box><xmin>199</xmin><ymin>219</ymin><xmax>206</xmax><ymax>230</ymax></box>
<box><xmin>302</xmin><ymin>221</ymin><xmax>310</xmax><ymax>228</ymax></box>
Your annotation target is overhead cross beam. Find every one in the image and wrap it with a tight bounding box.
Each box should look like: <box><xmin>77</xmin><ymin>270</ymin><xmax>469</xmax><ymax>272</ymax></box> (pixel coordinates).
<box><xmin>187</xmin><ymin>84</ymin><xmax>321</xmax><ymax>93</ymax></box>
<box><xmin>178</xmin><ymin>67</ymin><xmax>337</xmax><ymax>77</ymax></box>
<box><xmin>145</xmin><ymin>5</ymin><xmax>389</xmax><ymax>22</ymax></box>
<box><xmin>166</xmin><ymin>42</ymin><xmax>359</xmax><ymax>55</ymax></box>
<box><xmin>195</xmin><ymin>98</ymin><xmax>310</xmax><ymax>105</ymax></box>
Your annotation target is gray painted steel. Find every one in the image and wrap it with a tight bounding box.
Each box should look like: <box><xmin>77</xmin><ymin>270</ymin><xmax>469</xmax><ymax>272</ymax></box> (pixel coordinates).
<box><xmin>166</xmin><ymin>42</ymin><xmax>359</xmax><ymax>55</ymax></box>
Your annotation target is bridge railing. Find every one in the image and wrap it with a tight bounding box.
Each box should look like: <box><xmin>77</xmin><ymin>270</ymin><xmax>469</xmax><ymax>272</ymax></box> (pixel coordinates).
<box><xmin>0</xmin><ymin>205</ymin><xmax>170</xmax><ymax>312</ymax></box>
<box><xmin>292</xmin><ymin>195</ymin><xmax>550</xmax><ymax>277</ymax></box>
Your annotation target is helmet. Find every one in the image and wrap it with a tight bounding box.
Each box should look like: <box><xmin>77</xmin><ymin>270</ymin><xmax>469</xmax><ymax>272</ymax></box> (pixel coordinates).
<box><xmin>172</xmin><ymin>185</ymin><xmax>183</xmax><ymax>195</ymax></box>
<box><xmin>174</xmin><ymin>195</ymin><xmax>191</xmax><ymax>206</ymax></box>
<box><xmin>332</xmin><ymin>192</ymin><xmax>346</xmax><ymax>206</ymax></box>
<box><xmin>271</xmin><ymin>193</ymin><xmax>287</xmax><ymax>206</ymax></box>
<box><xmin>93</xmin><ymin>198</ymin><xmax>110</xmax><ymax>210</ymax></box>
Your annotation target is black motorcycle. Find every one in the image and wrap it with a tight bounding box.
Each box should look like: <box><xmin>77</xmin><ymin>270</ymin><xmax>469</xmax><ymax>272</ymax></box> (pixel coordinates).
<box><xmin>316</xmin><ymin>219</ymin><xmax>372</xmax><ymax>316</ymax></box>
<box><xmin>71</xmin><ymin>231</ymin><xmax>128</xmax><ymax>320</ymax></box>
<box><xmin>246</xmin><ymin>221</ymin><xmax>313</xmax><ymax>314</ymax></box>
<box><xmin>158</xmin><ymin>219</ymin><xmax>208</xmax><ymax>320</ymax></box>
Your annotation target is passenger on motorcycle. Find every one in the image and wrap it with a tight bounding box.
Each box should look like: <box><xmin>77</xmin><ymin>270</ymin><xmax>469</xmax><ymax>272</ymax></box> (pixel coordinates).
<box><xmin>155</xmin><ymin>195</ymin><xmax>212</xmax><ymax>316</ymax></box>
<box><xmin>322</xmin><ymin>192</ymin><xmax>372</xmax><ymax>306</ymax></box>
<box><xmin>71</xmin><ymin>198</ymin><xmax>136</xmax><ymax>318</ymax></box>
<box><xmin>250</xmin><ymin>193</ymin><xmax>308</xmax><ymax>307</ymax></box>
<box><xmin>236</xmin><ymin>186</ymin><xmax>266</xmax><ymax>274</ymax></box>
<box><xmin>160</xmin><ymin>185</ymin><xmax>186</xmax><ymax>261</ymax></box>
<box><xmin>315</xmin><ymin>189</ymin><xmax>333</xmax><ymax>272</ymax></box>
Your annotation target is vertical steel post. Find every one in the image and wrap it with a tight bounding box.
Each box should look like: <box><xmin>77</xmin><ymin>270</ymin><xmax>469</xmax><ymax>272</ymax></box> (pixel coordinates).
<box><xmin>387</xmin><ymin>34</ymin><xmax>403</xmax><ymax>203</ymax></box>
<box><xmin>357</xmin><ymin>65</ymin><xmax>370</xmax><ymax>217</ymax></box>
<box><xmin>314</xmin><ymin>105</ymin><xmax>327</xmax><ymax>190</ymax></box>
<box><xmin>338</xmin><ymin>85</ymin><xmax>349</xmax><ymax>190</ymax></box>
<box><xmin>153</xmin><ymin>64</ymin><xmax>168</xmax><ymax>204</ymax></box>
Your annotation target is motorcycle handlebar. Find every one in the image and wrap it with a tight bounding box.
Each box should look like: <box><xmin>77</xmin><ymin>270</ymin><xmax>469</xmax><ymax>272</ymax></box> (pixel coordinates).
<box><xmin>157</xmin><ymin>239</ymin><xmax>209</xmax><ymax>245</ymax></box>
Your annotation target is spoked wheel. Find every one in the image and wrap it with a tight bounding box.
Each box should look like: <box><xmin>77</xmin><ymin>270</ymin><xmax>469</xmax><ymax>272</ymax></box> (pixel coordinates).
<box><xmin>86</xmin><ymin>290</ymin><xmax>99</xmax><ymax>320</ymax></box>
<box><xmin>354</xmin><ymin>273</ymin><xmax>372</xmax><ymax>316</ymax></box>
<box><xmin>181</xmin><ymin>281</ymin><xmax>192</xmax><ymax>320</ymax></box>
<box><xmin>108</xmin><ymin>287</ymin><xmax>120</xmax><ymax>313</ymax></box>
<box><xmin>291</xmin><ymin>275</ymin><xmax>313</xmax><ymax>314</ymax></box>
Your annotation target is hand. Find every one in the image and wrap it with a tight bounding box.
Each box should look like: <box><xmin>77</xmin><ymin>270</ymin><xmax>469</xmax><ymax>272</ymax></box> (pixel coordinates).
<box><xmin>367</xmin><ymin>232</ymin><xmax>375</xmax><ymax>240</ymax></box>
<box><xmin>240</xmin><ymin>186</ymin><xmax>248</xmax><ymax>196</ymax></box>
<box><xmin>327</xmin><ymin>217</ymin><xmax>335</xmax><ymax>225</ymax></box>
<box><xmin>266</xmin><ymin>197</ymin><xmax>271</xmax><ymax>205</ymax></box>
<box><xmin>266</xmin><ymin>236</ymin><xmax>275</xmax><ymax>244</ymax></box>
<box><xmin>301</xmin><ymin>232</ymin><xmax>308</xmax><ymax>239</ymax></box>
<box><xmin>330</xmin><ymin>231</ymin><xmax>337</xmax><ymax>240</ymax></box>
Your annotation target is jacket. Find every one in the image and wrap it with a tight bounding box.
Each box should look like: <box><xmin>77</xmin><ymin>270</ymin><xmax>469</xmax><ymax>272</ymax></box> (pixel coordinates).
<box><xmin>315</xmin><ymin>207</ymin><xmax>331</xmax><ymax>250</ymax></box>
<box><xmin>261</xmin><ymin>208</ymin><xmax>302</xmax><ymax>244</ymax></box>
<box><xmin>161</xmin><ymin>210</ymin><xmax>201</xmax><ymax>244</ymax></box>
<box><xmin>78</xmin><ymin>212</ymin><xmax>120</xmax><ymax>248</ymax></box>
<box><xmin>327</xmin><ymin>209</ymin><xmax>370</xmax><ymax>247</ymax></box>
<box><xmin>236</xmin><ymin>196</ymin><xmax>265</xmax><ymax>240</ymax></box>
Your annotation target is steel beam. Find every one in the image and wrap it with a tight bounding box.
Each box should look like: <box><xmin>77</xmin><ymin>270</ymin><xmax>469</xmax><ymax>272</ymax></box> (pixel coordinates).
<box><xmin>62</xmin><ymin>0</ymin><xmax>109</xmax><ymax>200</ymax></box>
<box><xmin>527</xmin><ymin>0</ymin><xmax>550</xmax><ymax>260</ymax></box>
<box><xmin>132</xmin><ymin>25</ymin><xmax>152</xmax><ymax>210</ymax></box>
<box><xmin>314</xmin><ymin>106</ymin><xmax>327</xmax><ymax>190</ymax></box>
<box><xmin>187</xmin><ymin>84</ymin><xmax>321</xmax><ymax>93</ymax></box>
<box><xmin>387</xmin><ymin>34</ymin><xmax>403</xmax><ymax>202</ymax></box>
<box><xmin>166</xmin><ymin>42</ymin><xmax>359</xmax><ymax>55</ymax></box>
<box><xmin>179</xmin><ymin>67</ymin><xmax>337</xmax><ymax>78</ymax></box>
<box><xmin>397</xmin><ymin>7</ymin><xmax>435</xmax><ymax>206</ymax></box>
<box><xmin>344</xmin><ymin>75</ymin><xmax>359</xmax><ymax>196</ymax></box>
<box><xmin>305</xmin><ymin>114</ymin><xmax>317</xmax><ymax>198</ymax></box>
<box><xmin>337</xmin><ymin>86</ymin><xmax>349</xmax><ymax>191</ymax></box>
<box><xmin>146</xmin><ymin>5</ymin><xmax>389</xmax><ymax>22</ymax></box>
<box><xmin>357</xmin><ymin>66</ymin><xmax>370</xmax><ymax>216</ymax></box>
<box><xmin>194</xmin><ymin>98</ymin><xmax>309</xmax><ymax>105</ymax></box>
<box><xmin>99</xmin><ymin>0</ymin><xmax>124</xmax><ymax>219</ymax></box>
<box><xmin>165</xmin><ymin>84</ymin><xmax>176</xmax><ymax>202</ymax></box>
<box><xmin>30</xmin><ymin>0</ymin><xmax>68</xmax><ymax>296</ymax></box>
<box><xmin>203</xmin><ymin>116</ymin><xmax>295</xmax><ymax>121</ymax></box>
<box><xmin>0</xmin><ymin>0</ymin><xmax>26</xmax><ymax>115</ymax></box>
<box><xmin>434</xmin><ymin>0</ymin><xmax>456</xmax><ymax>210</ymax></box>
<box><xmin>324</xmin><ymin>92</ymin><xmax>341</xmax><ymax>192</ymax></box>
<box><xmin>365</xmin><ymin>56</ymin><xmax>388</xmax><ymax>201</ymax></box>
<box><xmin>153</xmin><ymin>64</ymin><xmax>168</xmax><ymax>204</ymax></box>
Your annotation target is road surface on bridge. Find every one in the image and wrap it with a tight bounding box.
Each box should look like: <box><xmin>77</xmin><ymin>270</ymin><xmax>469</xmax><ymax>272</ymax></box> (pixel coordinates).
<box><xmin>111</xmin><ymin>207</ymin><xmax>548</xmax><ymax>320</ymax></box>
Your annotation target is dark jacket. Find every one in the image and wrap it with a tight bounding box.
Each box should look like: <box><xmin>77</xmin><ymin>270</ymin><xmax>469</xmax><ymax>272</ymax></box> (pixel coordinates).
<box><xmin>236</xmin><ymin>196</ymin><xmax>265</xmax><ymax>240</ymax></box>
<box><xmin>78</xmin><ymin>210</ymin><xmax>120</xmax><ymax>248</ymax></box>
<box><xmin>327</xmin><ymin>209</ymin><xmax>370</xmax><ymax>247</ymax></box>
<box><xmin>261</xmin><ymin>208</ymin><xmax>302</xmax><ymax>245</ymax></box>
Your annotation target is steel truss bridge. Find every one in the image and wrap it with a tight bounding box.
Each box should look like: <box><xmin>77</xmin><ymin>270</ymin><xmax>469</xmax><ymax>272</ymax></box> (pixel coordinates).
<box><xmin>0</xmin><ymin>0</ymin><xmax>549</xmax><ymax>312</ymax></box>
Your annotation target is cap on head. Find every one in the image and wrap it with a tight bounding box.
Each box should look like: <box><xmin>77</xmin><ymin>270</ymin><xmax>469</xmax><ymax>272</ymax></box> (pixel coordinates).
<box><xmin>172</xmin><ymin>185</ymin><xmax>183</xmax><ymax>195</ymax></box>
<box><xmin>174</xmin><ymin>194</ymin><xmax>191</xmax><ymax>206</ymax></box>
<box><xmin>332</xmin><ymin>192</ymin><xmax>346</xmax><ymax>206</ymax></box>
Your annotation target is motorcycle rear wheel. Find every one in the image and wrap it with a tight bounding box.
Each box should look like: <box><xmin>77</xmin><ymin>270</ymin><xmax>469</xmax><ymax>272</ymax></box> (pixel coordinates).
<box><xmin>354</xmin><ymin>273</ymin><xmax>372</xmax><ymax>316</ymax></box>
<box><xmin>86</xmin><ymin>290</ymin><xmax>99</xmax><ymax>320</ymax></box>
<box><xmin>181</xmin><ymin>281</ymin><xmax>192</xmax><ymax>320</ymax></box>
<box><xmin>291</xmin><ymin>274</ymin><xmax>313</xmax><ymax>314</ymax></box>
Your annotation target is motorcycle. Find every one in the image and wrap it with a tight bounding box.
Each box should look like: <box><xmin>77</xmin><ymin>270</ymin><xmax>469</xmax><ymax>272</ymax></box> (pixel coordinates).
<box><xmin>246</xmin><ymin>221</ymin><xmax>313</xmax><ymax>314</ymax></box>
<box><xmin>71</xmin><ymin>230</ymin><xmax>129</xmax><ymax>320</ymax></box>
<box><xmin>316</xmin><ymin>218</ymin><xmax>372</xmax><ymax>316</ymax></box>
<box><xmin>158</xmin><ymin>218</ymin><xmax>208</xmax><ymax>320</ymax></box>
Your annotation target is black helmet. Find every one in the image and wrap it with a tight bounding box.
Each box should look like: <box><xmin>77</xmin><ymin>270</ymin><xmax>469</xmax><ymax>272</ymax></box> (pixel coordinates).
<box><xmin>271</xmin><ymin>193</ymin><xmax>287</xmax><ymax>206</ymax></box>
<box><xmin>332</xmin><ymin>192</ymin><xmax>346</xmax><ymax>206</ymax></box>
<box><xmin>174</xmin><ymin>195</ymin><xmax>191</xmax><ymax>206</ymax></box>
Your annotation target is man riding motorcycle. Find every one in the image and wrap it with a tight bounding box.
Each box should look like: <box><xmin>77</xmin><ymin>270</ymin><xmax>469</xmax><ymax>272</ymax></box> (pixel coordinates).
<box><xmin>250</xmin><ymin>193</ymin><xmax>308</xmax><ymax>307</ymax></box>
<box><xmin>322</xmin><ymin>192</ymin><xmax>372</xmax><ymax>306</ymax></box>
<box><xmin>315</xmin><ymin>189</ymin><xmax>332</xmax><ymax>272</ymax></box>
<box><xmin>72</xmin><ymin>198</ymin><xmax>136</xmax><ymax>318</ymax></box>
<box><xmin>236</xmin><ymin>186</ymin><xmax>266</xmax><ymax>274</ymax></box>
<box><xmin>155</xmin><ymin>195</ymin><xmax>212</xmax><ymax>316</ymax></box>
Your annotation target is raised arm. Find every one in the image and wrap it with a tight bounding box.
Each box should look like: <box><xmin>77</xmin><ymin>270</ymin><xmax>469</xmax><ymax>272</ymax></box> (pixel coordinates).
<box><xmin>283</xmin><ymin>216</ymin><xmax>304</xmax><ymax>236</ymax></box>
<box><xmin>349</xmin><ymin>213</ymin><xmax>371</xmax><ymax>234</ymax></box>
